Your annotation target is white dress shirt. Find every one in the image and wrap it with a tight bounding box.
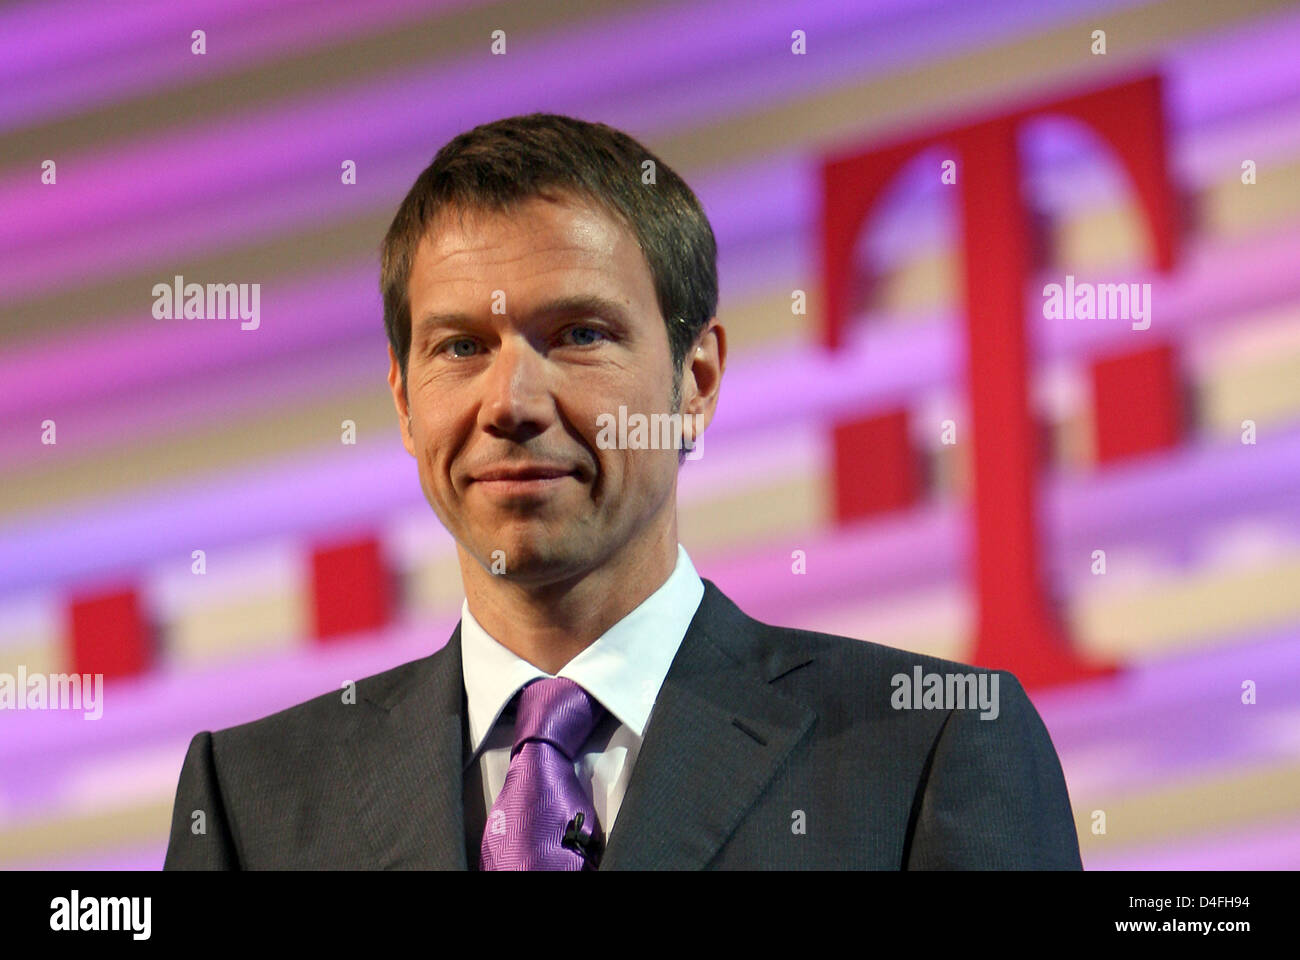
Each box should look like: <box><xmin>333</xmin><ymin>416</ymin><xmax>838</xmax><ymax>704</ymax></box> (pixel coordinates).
<box><xmin>459</xmin><ymin>543</ymin><xmax>705</xmax><ymax>864</ymax></box>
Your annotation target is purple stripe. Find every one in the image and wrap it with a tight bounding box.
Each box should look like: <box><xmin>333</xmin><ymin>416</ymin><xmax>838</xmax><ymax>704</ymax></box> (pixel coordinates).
<box><xmin>1</xmin><ymin>230</ymin><xmax>1298</xmax><ymax>598</ymax></box>
<box><xmin>0</xmin><ymin>336</ymin><xmax>380</xmax><ymax>471</ymax></box>
<box><xmin>2</xmin><ymin>5</ymin><xmax>1297</xmax><ymax>312</ymax></box>
<box><xmin>1036</xmin><ymin>629</ymin><xmax>1300</xmax><ymax>795</ymax></box>
<box><xmin>0</xmin><ymin>442</ymin><xmax>417</xmax><ymax>594</ymax></box>
<box><xmin>11</xmin><ymin>16</ymin><xmax>1300</xmax><ymax>303</ymax></box>
<box><xmin>0</xmin><ymin>0</ymin><xmax>301</xmax><ymax>76</ymax></box>
<box><xmin>701</xmin><ymin>424</ymin><xmax>1300</xmax><ymax>626</ymax></box>
<box><xmin>1034</xmin><ymin>623</ymin><xmax>1300</xmax><ymax>746</ymax></box>
<box><xmin>2</xmin><ymin>613</ymin><xmax>1295</xmax><ymax>856</ymax></box>
<box><xmin>0</xmin><ymin>264</ymin><xmax>378</xmax><ymax>423</ymax></box>
<box><xmin>2</xmin><ymin>389</ymin><xmax>1299</xmax><ymax>615</ymax></box>
<box><xmin>2</xmin><ymin>0</ymin><xmax>1269</xmax><ymax>258</ymax></box>
<box><xmin>723</xmin><ymin>232</ymin><xmax>1300</xmax><ymax>437</ymax></box>
<box><xmin>0</xmin><ymin>617</ymin><xmax>454</xmax><ymax>813</ymax></box>
<box><xmin>4</xmin><ymin>218</ymin><xmax>1298</xmax><ymax>445</ymax></box>
<box><xmin>0</xmin><ymin>0</ymin><xmax>454</xmax><ymax>96</ymax></box>
<box><xmin>0</xmin><ymin>0</ymin><xmax>1133</xmax><ymax>128</ymax></box>
<box><xmin>0</xmin><ymin>149</ymin><xmax>404</xmax><ymax>301</ymax></box>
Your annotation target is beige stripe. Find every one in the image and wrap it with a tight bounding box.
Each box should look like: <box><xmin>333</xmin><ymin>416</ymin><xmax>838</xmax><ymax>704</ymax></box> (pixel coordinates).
<box><xmin>2</xmin><ymin>758</ymin><xmax>1296</xmax><ymax>863</ymax></box>
<box><xmin>8</xmin><ymin>327</ymin><xmax>1300</xmax><ymax>551</ymax></box>
<box><xmin>1</xmin><ymin>208</ymin><xmax>394</xmax><ymax>344</ymax></box>
<box><xmin>1073</xmin><ymin>554</ymin><xmax>1300</xmax><ymax>658</ymax></box>
<box><xmin>8</xmin><ymin>126</ymin><xmax>1298</xmax><ymax>354</ymax></box>
<box><xmin>1206</xmin><ymin>155</ymin><xmax>1300</xmax><ymax>238</ymax></box>
<box><xmin>652</xmin><ymin>0</ymin><xmax>1297</xmax><ymax>172</ymax></box>
<box><xmin>0</xmin><ymin>380</ymin><xmax>396</xmax><ymax>521</ymax></box>
<box><xmin>931</xmin><ymin>439</ymin><xmax>973</xmax><ymax>501</ymax></box>
<box><xmin>0</xmin><ymin>799</ymin><xmax>172</xmax><ymax>864</ymax></box>
<box><xmin>2</xmin><ymin>0</ymin><xmax>1289</xmax><ymax>343</ymax></box>
<box><xmin>8</xmin><ymin>319</ymin><xmax>1300</xmax><ymax>540</ymax></box>
<box><xmin>1073</xmin><ymin>761</ymin><xmax>1300</xmax><ymax>852</ymax></box>
<box><xmin>6</xmin><ymin>168</ymin><xmax>1300</xmax><ymax>520</ymax></box>
<box><xmin>1205</xmin><ymin>355</ymin><xmax>1300</xmax><ymax>435</ymax></box>
<box><xmin>0</xmin><ymin>641</ymin><xmax>64</xmax><ymax>678</ymax></box>
<box><xmin>721</xmin><ymin>286</ymin><xmax>822</xmax><ymax>353</ymax></box>
<box><xmin>0</xmin><ymin>0</ymin><xmax>669</xmax><ymax>166</ymax></box>
<box><xmin>679</xmin><ymin>469</ymin><xmax>827</xmax><ymax>547</ymax></box>
<box><xmin>870</xmin><ymin>156</ymin><xmax>1300</xmax><ymax>316</ymax></box>
<box><xmin>169</xmin><ymin>591</ymin><xmax>306</xmax><ymax>667</ymax></box>
<box><xmin>793</xmin><ymin>584</ymin><xmax>972</xmax><ymax>663</ymax></box>
<box><xmin>130</xmin><ymin>463</ymin><xmax>1300</xmax><ymax>667</ymax></box>
<box><xmin>1202</xmin><ymin>306</ymin><xmax>1300</xmax><ymax>434</ymax></box>
<box><xmin>406</xmin><ymin>549</ymin><xmax>471</xmax><ymax>616</ymax></box>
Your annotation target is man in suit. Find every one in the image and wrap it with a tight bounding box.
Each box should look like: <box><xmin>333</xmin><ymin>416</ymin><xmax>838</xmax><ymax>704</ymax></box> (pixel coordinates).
<box><xmin>164</xmin><ymin>113</ymin><xmax>1082</xmax><ymax>870</ymax></box>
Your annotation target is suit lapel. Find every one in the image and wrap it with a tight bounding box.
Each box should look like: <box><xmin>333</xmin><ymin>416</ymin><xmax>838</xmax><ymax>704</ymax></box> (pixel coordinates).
<box><xmin>341</xmin><ymin>625</ymin><xmax>467</xmax><ymax>869</ymax></box>
<box><xmin>336</xmin><ymin>580</ymin><xmax>817</xmax><ymax>870</ymax></box>
<box><xmin>599</xmin><ymin>580</ymin><xmax>818</xmax><ymax>870</ymax></box>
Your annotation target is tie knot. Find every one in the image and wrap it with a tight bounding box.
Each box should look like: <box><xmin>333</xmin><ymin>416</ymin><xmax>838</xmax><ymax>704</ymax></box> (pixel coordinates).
<box><xmin>512</xmin><ymin>677</ymin><xmax>606</xmax><ymax>761</ymax></box>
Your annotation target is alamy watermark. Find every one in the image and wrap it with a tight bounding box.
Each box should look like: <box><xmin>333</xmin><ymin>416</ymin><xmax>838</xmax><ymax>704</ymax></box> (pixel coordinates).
<box><xmin>50</xmin><ymin>890</ymin><xmax>150</xmax><ymax>940</ymax></box>
<box><xmin>890</xmin><ymin>666</ymin><xmax>1000</xmax><ymax>720</ymax></box>
<box><xmin>595</xmin><ymin>404</ymin><xmax>703</xmax><ymax>459</ymax></box>
<box><xmin>0</xmin><ymin>666</ymin><xmax>103</xmax><ymax>719</ymax></box>
<box><xmin>152</xmin><ymin>274</ymin><xmax>260</xmax><ymax>330</ymax></box>
<box><xmin>1043</xmin><ymin>274</ymin><xmax>1150</xmax><ymax>330</ymax></box>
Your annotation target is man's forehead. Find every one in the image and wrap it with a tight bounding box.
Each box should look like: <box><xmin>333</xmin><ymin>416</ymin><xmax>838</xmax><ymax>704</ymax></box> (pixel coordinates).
<box><xmin>418</xmin><ymin>192</ymin><xmax>631</xmax><ymax>257</ymax></box>
<box><xmin>408</xmin><ymin>195</ymin><xmax>653</xmax><ymax>308</ymax></box>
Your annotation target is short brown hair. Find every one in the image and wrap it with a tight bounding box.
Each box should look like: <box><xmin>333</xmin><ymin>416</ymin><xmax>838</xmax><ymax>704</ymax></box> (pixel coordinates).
<box><xmin>380</xmin><ymin>113</ymin><xmax>718</xmax><ymax>410</ymax></box>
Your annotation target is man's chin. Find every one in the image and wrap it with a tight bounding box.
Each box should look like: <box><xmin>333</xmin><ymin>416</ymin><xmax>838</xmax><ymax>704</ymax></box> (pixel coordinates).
<box><xmin>468</xmin><ymin>533</ymin><xmax>589</xmax><ymax>584</ymax></box>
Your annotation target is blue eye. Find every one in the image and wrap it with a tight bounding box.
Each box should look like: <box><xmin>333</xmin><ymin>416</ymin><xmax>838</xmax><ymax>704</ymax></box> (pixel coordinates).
<box><xmin>446</xmin><ymin>338</ymin><xmax>477</xmax><ymax>357</ymax></box>
<box><xmin>565</xmin><ymin>325</ymin><xmax>606</xmax><ymax>346</ymax></box>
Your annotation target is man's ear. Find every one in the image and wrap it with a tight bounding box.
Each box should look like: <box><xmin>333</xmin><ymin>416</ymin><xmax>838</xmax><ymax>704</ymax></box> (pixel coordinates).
<box><xmin>386</xmin><ymin>344</ymin><xmax>416</xmax><ymax>458</ymax></box>
<box><xmin>683</xmin><ymin>317</ymin><xmax>725</xmax><ymax>429</ymax></box>
<box><xmin>675</xmin><ymin>318</ymin><xmax>724</xmax><ymax>462</ymax></box>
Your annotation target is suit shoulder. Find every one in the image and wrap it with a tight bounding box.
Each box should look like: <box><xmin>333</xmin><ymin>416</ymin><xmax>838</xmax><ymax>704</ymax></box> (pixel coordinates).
<box><xmin>698</xmin><ymin>581</ymin><xmax>1035</xmax><ymax>706</ymax></box>
<box><xmin>748</xmin><ymin>613</ymin><xmax>1008</xmax><ymax>684</ymax></box>
<box><xmin>700</xmin><ymin>579</ymin><xmax>1021</xmax><ymax>687</ymax></box>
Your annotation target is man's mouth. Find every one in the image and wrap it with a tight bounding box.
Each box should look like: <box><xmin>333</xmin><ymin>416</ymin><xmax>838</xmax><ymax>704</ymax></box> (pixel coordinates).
<box><xmin>473</xmin><ymin>465</ymin><xmax>575</xmax><ymax>482</ymax></box>
<box><xmin>470</xmin><ymin>463</ymin><xmax>580</xmax><ymax>496</ymax></box>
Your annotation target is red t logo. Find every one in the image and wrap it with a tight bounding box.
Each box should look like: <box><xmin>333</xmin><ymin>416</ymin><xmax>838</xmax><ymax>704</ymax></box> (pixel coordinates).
<box><xmin>821</xmin><ymin>75</ymin><xmax>1179</xmax><ymax>688</ymax></box>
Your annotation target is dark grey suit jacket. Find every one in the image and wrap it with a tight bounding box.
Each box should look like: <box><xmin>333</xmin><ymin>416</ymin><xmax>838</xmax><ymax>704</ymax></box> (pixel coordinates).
<box><xmin>163</xmin><ymin>578</ymin><xmax>1083</xmax><ymax>869</ymax></box>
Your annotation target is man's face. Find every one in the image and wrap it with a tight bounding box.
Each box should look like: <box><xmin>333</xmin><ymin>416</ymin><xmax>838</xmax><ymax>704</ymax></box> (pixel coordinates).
<box><xmin>388</xmin><ymin>193</ymin><xmax>696</xmax><ymax>586</ymax></box>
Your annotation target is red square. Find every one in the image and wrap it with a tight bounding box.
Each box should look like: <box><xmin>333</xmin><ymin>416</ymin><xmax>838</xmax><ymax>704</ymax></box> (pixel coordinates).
<box><xmin>68</xmin><ymin>587</ymin><xmax>148</xmax><ymax>679</ymax></box>
<box><xmin>1090</xmin><ymin>343</ymin><xmax>1183</xmax><ymax>464</ymax></box>
<box><xmin>832</xmin><ymin>408</ymin><xmax>919</xmax><ymax>523</ymax></box>
<box><xmin>310</xmin><ymin>536</ymin><xmax>390</xmax><ymax>641</ymax></box>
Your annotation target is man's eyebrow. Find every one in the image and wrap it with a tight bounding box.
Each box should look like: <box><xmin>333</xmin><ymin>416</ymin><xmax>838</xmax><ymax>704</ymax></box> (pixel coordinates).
<box><xmin>414</xmin><ymin>294</ymin><xmax>632</xmax><ymax>336</ymax></box>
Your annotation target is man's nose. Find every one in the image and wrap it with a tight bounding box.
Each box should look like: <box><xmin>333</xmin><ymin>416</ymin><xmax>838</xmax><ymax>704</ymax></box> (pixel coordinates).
<box><xmin>478</xmin><ymin>336</ymin><xmax>554</xmax><ymax>436</ymax></box>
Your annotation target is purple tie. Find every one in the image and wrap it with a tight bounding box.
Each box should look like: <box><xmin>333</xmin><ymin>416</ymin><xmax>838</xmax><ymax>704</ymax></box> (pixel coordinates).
<box><xmin>479</xmin><ymin>677</ymin><xmax>607</xmax><ymax>870</ymax></box>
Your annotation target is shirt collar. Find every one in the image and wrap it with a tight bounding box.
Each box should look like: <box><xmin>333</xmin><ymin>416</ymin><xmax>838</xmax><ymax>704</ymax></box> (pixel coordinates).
<box><xmin>460</xmin><ymin>543</ymin><xmax>704</xmax><ymax>758</ymax></box>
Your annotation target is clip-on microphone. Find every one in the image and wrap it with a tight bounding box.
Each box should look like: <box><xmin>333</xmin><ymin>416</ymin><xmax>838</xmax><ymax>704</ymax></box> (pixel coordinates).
<box><xmin>561</xmin><ymin>811</ymin><xmax>604</xmax><ymax>869</ymax></box>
